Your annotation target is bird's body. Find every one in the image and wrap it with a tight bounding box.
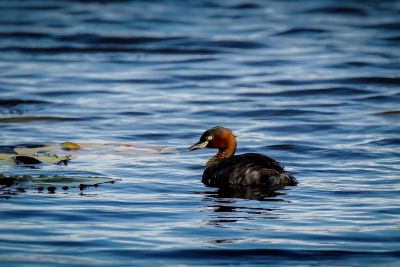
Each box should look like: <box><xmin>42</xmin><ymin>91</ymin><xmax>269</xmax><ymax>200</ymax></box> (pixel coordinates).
<box><xmin>189</xmin><ymin>126</ymin><xmax>297</xmax><ymax>189</ymax></box>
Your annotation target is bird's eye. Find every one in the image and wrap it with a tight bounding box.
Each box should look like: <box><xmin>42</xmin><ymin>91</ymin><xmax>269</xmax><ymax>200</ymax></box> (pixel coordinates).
<box><xmin>207</xmin><ymin>136</ymin><xmax>213</xmax><ymax>141</ymax></box>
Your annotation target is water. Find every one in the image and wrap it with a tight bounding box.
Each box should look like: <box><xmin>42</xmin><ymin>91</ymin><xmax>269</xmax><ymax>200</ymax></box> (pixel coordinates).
<box><xmin>1</xmin><ymin>0</ymin><xmax>400</xmax><ymax>266</ymax></box>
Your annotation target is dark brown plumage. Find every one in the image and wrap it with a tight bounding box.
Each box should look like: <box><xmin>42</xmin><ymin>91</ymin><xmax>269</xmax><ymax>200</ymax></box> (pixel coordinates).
<box><xmin>188</xmin><ymin>126</ymin><xmax>297</xmax><ymax>189</ymax></box>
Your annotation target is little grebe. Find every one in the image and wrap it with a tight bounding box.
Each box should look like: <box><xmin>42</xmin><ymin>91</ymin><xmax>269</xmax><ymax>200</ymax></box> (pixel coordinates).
<box><xmin>188</xmin><ymin>126</ymin><xmax>297</xmax><ymax>188</ymax></box>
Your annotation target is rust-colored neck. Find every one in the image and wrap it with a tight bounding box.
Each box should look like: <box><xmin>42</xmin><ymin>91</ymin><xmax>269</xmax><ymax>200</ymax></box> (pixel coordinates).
<box><xmin>207</xmin><ymin>130</ymin><xmax>236</xmax><ymax>166</ymax></box>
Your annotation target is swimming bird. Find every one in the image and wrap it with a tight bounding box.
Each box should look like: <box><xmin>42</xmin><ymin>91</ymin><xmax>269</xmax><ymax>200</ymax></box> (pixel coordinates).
<box><xmin>188</xmin><ymin>126</ymin><xmax>297</xmax><ymax>189</ymax></box>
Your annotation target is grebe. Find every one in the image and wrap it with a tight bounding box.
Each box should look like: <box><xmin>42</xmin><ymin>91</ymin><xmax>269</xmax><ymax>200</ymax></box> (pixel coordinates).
<box><xmin>188</xmin><ymin>126</ymin><xmax>297</xmax><ymax>189</ymax></box>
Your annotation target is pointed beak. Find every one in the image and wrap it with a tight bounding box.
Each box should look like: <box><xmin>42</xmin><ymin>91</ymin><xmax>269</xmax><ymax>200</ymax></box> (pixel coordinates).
<box><xmin>188</xmin><ymin>141</ymin><xmax>208</xmax><ymax>151</ymax></box>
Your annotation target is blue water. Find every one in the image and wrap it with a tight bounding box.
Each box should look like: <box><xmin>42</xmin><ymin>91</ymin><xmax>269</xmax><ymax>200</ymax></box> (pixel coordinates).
<box><xmin>1</xmin><ymin>0</ymin><xmax>400</xmax><ymax>266</ymax></box>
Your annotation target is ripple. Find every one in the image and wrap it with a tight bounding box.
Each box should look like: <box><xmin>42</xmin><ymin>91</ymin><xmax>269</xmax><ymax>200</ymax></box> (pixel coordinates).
<box><xmin>1</xmin><ymin>46</ymin><xmax>220</xmax><ymax>55</ymax></box>
<box><xmin>1</xmin><ymin>0</ymin><xmax>400</xmax><ymax>266</ymax></box>
<box><xmin>302</xmin><ymin>6</ymin><xmax>367</xmax><ymax>16</ymax></box>
<box><xmin>374</xmin><ymin>110</ymin><xmax>400</xmax><ymax>116</ymax></box>
<box><xmin>145</xmin><ymin>248</ymin><xmax>400</xmax><ymax>262</ymax></box>
<box><xmin>240</xmin><ymin>59</ymin><xmax>295</xmax><ymax>67</ymax></box>
<box><xmin>184</xmin><ymin>39</ymin><xmax>265</xmax><ymax>49</ymax></box>
<box><xmin>0</xmin><ymin>99</ymin><xmax>50</xmax><ymax>107</ymax></box>
<box><xmin>343</xmin><ymin>77</ymin><xmax>400</xmax><ymax>85</ymax></box>
<box><xmin>365</xmin><ymin>138</ymin><xmax>400</xmax><ymax>146</ymax></box>
<box><xmin>266</xmin><ymin>144</ymin><xmax>323</xmax><ymax>153</ymax></box>
<box><xmin>0</xmin><ymin>31</ymin><xmax>50</xmax><ymax>39</ymax></box>
<box><xmin>118</xmin><ymin>111</ymin><xmax>152</xmax><ymax>116</ymax></box>
<box><xmin>230</xmin><ymin>3</ymin><xmax>261</xmax><ymax>9</ymax></box>
<box><xmin>275</xmin><ymin>28</ymin><xmax>330</xmax><ymax>36</ymax></box>
<box><xmin>0</xmin><ymin>99</ymin><xmax>51</xmax><ymax>116</ymax></box>
<box><xmin>366</xmin><ymin>22</ymin><xmax>400</xmax><ymax>31</ymax></box>
<box><xmin>36</xmin><ymin>90</ymin><xmax>117</xmax><ymax>97</ymax></box>
<box><xmin>0</xmin><ymin>116</ymin><xmax>97</xmax><ymax>123</ymax></box>
<box><xmin>238</xmin><ymin>109</ymin><xmax>335</xmax><ymax>117</ymax></box>
<box><xmin>238</xmin><ymin>87</ymin><xmax>371</xmax><ymax>97</ymax></box>
<box><xmin>57</xmin><ymin>34</ymin><xmax>184</xmax><ymax>45</ymax></box>
<box><xmin>175</xmin><ymin>74</ymin><xmax>234</xmax><ymax>81</ymax></box>
<box><xmin>359</xmin><ymin>94</ymin><xmax>400</xmax><ymax>103</ymax></box>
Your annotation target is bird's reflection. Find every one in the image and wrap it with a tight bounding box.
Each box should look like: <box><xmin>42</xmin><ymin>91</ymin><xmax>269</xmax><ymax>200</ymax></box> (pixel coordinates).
<box><xmin>197</xmin><ymin>186</ymin><xmax>294</xmax><ymax>227</ymax></box>
<box><xmin>214</xmin><ymin>186</ymin><xmax>287</xmax><ymax>201</ymax></box>
<box><xmin>202</xmin><ymin>185</ymin><xmax>289</xmax><ymax>201</ymax></box>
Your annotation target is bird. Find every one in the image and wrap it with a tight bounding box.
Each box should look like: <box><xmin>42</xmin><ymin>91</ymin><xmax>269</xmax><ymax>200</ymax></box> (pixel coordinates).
<box><xmin>188</xmin><ymin>126</ymin><xmax>297</xmax><ymax>189</ymax></box>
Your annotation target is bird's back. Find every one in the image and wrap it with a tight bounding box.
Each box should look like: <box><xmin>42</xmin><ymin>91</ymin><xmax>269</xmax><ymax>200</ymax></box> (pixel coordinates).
<box><xmin>202</xmin><ymin>153</ymin><xmax>297</xmax><ymax>188</ymax></box>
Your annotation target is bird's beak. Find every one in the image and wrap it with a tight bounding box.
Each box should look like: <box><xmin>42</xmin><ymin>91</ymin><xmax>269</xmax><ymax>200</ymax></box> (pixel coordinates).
<box><xmin>188</xmin><ymin>141</ymin><xmax>208</xmax><ymax>151</ymax></box>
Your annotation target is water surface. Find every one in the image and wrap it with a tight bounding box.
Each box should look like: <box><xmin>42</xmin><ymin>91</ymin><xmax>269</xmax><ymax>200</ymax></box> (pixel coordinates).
<box><xmin>1</xmin><ymin>0</ymin><xmax>400</xmax><ymax>266</ymax></box>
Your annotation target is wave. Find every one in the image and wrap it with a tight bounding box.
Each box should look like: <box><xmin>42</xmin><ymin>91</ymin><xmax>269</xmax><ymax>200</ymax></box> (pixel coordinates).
<box><xmin>0</xmin><ymin>116</ymin><xmax>100</xmax><ymax>123</ymax></box>
<box><xmin>237</xmin><ymin>87</ymin><xmax>371</xmax><ymax>97</ymax></box>
<box><xmin>110</xmin><ymin>248</ymin><xmax>400</xmax><ymax>261</ymax></box>
<box><xmin>275</xmin><ymin>28</ymin><xmax>330</xmax><ymax>36</ymax></box>
<box><xmin>0</xmin><ymin>99</ymin><xmax>50</xmax><ymax>107</ymax></box>
<box><xmin>302</xmin><ymin>6</ymin><xmax>367</xmax><ymax>16</ymax></box>
<box><xmin>1</xmin><ymin>45</ymin><xmax>220</xmax><ymax>55</ymax></box>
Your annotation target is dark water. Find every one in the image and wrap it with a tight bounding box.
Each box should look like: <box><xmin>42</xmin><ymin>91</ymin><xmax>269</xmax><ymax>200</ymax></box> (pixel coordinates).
<box><xmin>1</xmin><ymin>0</ymin><xmax>400</xmax><ymax>266</ymax></box>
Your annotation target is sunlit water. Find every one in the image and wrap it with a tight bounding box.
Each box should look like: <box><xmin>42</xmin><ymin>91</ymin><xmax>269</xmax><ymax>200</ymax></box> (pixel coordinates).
<box><xmin>1</xmin><ymin>0</ymin><xmax>400</xmax><ymax>266</ymax></box>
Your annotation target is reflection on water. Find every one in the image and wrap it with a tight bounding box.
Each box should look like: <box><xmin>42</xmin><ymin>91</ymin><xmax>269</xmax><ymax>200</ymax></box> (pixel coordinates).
<box><xmin>1</xmin><ymin>0</ymin><xmax>400</xmax><ymax>266</ymax></box>
<box><xmin>199</xmin><ymin>187</ymin><xmax>289</xmax><ymax>226</ymax></box>
<box><xmin>203</xmin><ymin>186</ymin><xmax>289</xmax><ymax>201</ymax></box>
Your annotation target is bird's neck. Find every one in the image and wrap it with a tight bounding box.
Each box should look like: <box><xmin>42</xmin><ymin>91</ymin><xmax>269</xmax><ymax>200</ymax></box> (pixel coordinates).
<box><xmin>207</xmin><ymin>137</ymin><xmax>236</xmax><ymax>167</ymax></box>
